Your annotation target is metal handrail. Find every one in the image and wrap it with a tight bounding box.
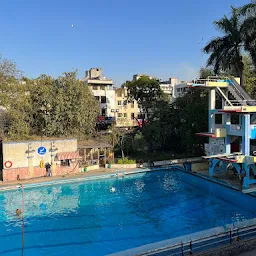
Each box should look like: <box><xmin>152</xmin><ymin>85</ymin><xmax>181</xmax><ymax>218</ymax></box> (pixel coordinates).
<box><xmin>139</xmin><ymin>223</ymin><xmax>256</xmax><ymax>256</ymax></box>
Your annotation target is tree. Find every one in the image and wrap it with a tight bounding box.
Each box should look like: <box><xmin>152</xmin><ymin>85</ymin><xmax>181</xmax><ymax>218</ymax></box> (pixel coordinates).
<box><xmin>110</xmin><ymin>126</ymin><xmax>128</xmax><ymax>159</ymax></box>
<box><xmin>142</xmin><ymin>100</ymin><xmax>181</xmax><ymax>153</ymax></box>
<box><xmin>204</xmin><ymin>7</ymin><xmax>245</xmax><ymax>86</ymax></box>
<box><xmin>242</xmin><ymin>55</ymin><xmax>256</xmax><ymax>96</ymax></box>
<box><xmin>240</xmin><ymin>1</ymin><xmax>256</xmax><ymax>67</ymax></box>
<box><xmin>31</xmin><ymin>71</ymin><xmax>100</xmax><ymax>139</ymax></box>
<box><xmin>126</xmin><ymin>76</ymin><xmax>167</xmax><ymax>126</ymax></box>
<box><xmin>0</xmin><ymin>56</ymin><xmax>31</xmax><ymax>139</ymax></box>
<box><xmin>199</xmin><ymin>68</ymin><xmax>214</xmax><ymax>79</ymax></box>
<box><xmin>0</xmin><ymin>57</ymin><xmax>100</xmax><ymax>140</ymax></box>
<box><xmin>174</xmin><ymin>90</ymin><xmax>208</xmax><ymax>155</ymax></box>
<box><xmin>141</xmin><ymin>90</ymin><xmax>208</xmax><ymax>156</ymax></box>
<box><xmin>0</xmin><ymin>55</ymin><xmax>22</xmax><ymax>78</ymax></box>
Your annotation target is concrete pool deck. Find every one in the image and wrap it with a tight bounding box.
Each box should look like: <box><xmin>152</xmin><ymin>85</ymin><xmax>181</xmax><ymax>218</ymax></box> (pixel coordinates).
<box><xmin>0</xmin><ymin>166</ymin><xmax>243</xmax><ymax>191</ymax></box>
<box><xmin>0</xmin><ymin>167</ymin><xmax>141</xmax><ymax>188</ymax></box>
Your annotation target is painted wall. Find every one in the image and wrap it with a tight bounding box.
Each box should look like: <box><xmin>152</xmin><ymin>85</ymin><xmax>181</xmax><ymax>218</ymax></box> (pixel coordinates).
<box><xmin>115</xmin><ymin>88</ymin><xmax>139</xmax><ymax>127</ymax></box>
<box><xmin>3</xmin><ymin>138</ymin><xmax>77</xmax><ymax>169</ymax></box>
<box><xmin>2</xmin><ymin>138</ymin><xmax>79</xmax><ymax>181</ymax></box>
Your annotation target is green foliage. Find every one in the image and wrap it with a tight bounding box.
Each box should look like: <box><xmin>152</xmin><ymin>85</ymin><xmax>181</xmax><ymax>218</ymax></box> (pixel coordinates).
<box><xmin>110</xmin><ymin>126</ymin><xmax>128</xmax><ymax>159</ymax></box>
<box><xmin>0</xmin><ymin>57</ymin><xmax>32</xmax><ymax>139</ymax></box>
<box><xmin>141</xmin><ymin>90</ymin><xmax>208</xmax><ymax>156</ymax></box>
<box><xmin>204</xmin><ymin>7</ymin><xmax>244</xmax><ymax>85</ymax></box>
<box><xmin>133</xmin><ymin>132</ymin><xmax>148</xmax><ymax>152</ymax></box>
<box><xmin>126</xmin><ymin>76</ymin><xmax>166</xmax><ymax>122</ymax></box>
<box><xmin>116</xmin><ymin>158</ymin><xmax>136</xmax><ymax>164</ymax></box>
<box><xmin>30</xmin><ymin>72</ymin><xmax>99</xmax><ymax>139</ymax></box>
<box><xmin>199</xmin><ymin>68</ymin><xmax>214</xmax><ymax>79</ymax></box>
<box><xmin>240</xmin><ymin>1</ymin><xmax>256</xmax><ymax>68</ymax></box>
<box><xmin>0</xmin><ymin>57</ymin><xmax>100</xmax><ymax>140</ymax></box>
<box><xmin>242</xmin><ymin>55</ymin><xmax>256</xmax><ymax>97</ymax></box>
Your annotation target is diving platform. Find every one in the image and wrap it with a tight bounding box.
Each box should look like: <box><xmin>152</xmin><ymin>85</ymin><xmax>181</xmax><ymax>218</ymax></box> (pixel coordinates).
<box><xmin>196</xmin><ymin>128</ymin><xmax>226</xmax><ymax>138</ymax></box>
<box><xmin>243</xmin><ymin>187</ymin><xmax>256</xmax><ymax>194</ymax></box>
<box><xmin>196</xmin><ymin>132</ymin><xmax>216</xmax><ymax>138</ymax></box>
<box><xmin>220</xmin><ymin>106</ymin><xmax>256</xmax><ymax>113</ymax></box>
<box><xmin>188</xmin><ymin>78</ymin><xmax>229</xmax><ymax>88</ymax></box>
<box><xmin>191</xmin><ymin>75</ymin><xmax>256</xmax><ymax>189</ymax></box>
<box><xmin>202</xmin><ymin>153</ymin><xmax>242</xmax><ymax>159</ymax></box>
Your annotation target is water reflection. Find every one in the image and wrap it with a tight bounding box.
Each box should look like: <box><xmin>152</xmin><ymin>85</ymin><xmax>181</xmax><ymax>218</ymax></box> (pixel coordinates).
<box><xmin>0</xmin><ymin>185</ymin><xmax>80</xmax><ymax>222</ymax></box>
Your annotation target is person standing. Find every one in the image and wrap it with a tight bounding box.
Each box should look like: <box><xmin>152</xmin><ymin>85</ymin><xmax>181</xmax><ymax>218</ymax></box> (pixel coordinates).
<box><xmin>46</xmin><ymin>163</ymin><xmax>52</xmax><ymax>177</ymax></box>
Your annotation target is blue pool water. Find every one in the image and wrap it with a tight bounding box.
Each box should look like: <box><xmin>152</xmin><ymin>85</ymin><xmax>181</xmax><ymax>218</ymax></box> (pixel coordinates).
<box><xmin>0</xmin><ymin>170</ymin><xmax>256</xmax><ymax>255</ymax></box>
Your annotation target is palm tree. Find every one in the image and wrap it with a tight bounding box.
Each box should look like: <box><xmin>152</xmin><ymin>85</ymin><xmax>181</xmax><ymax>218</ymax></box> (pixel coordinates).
<box><xmin>240</xmin><ymin>1</ymin><xmax>256</xmax><ymax>68</ymax></box>
<box><xmin>204</xmin><ymin>7</ymin><xmax>244</xmax><ymax>86</ymax></box>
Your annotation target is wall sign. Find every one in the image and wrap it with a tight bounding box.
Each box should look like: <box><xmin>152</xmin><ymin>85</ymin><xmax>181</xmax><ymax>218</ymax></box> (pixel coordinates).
<box><xmin>37</xmin><ymin>146</ymin><xmax>46</xmax><ymax>156</ymax></box>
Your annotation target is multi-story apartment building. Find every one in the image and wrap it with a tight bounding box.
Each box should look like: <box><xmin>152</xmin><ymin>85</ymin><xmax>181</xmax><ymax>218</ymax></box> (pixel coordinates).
<box><xmin>172</xmin><ymin>83</ymin><xmax>189</xmax><ymax>101</ymax></box>
<box><xmin>114</xmin><ymin>88</ymin><xmax>139</xmax><ymax>128</ymax></box>
<box><xmin>133</xmin><ymin>74</ymin><xmax>159</xmax><ymax>81</ymax></box>
<box><xmin>160</xmin><ymin>78</ymin><xmax>188</xmax><ymax>102</ymax></box>
<box><xmin>84</xmin><ymin>68</ymin><xmax>115</xmax><ymax>119</ymax></box>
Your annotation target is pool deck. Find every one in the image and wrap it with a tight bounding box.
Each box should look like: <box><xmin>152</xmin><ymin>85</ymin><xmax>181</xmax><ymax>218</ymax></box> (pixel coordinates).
<box><xmin>196</xmin><ymin>169</ymin><xmax>241</xmax><ymax>188</ymax></box>
<box><xmin>0</xmin><ymin>164</ymin><xmax>251</xmax><ymax>194</ymax></box>
<box><xmin>0</xmin><ymin>167</ymin><xmax>243</xmax><ymax>190</ymax></box>
<box><xmin>0</xmin><ymin>168</ymin><xmax>141</xmax><ymax>188</ymax></box>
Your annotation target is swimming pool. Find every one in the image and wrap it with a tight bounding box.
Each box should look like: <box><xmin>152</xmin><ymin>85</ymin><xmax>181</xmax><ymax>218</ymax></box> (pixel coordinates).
<box><xmin>0</xmin><ymin>170</ymin><xmax>256</xmax><ymax>255</ymax></box>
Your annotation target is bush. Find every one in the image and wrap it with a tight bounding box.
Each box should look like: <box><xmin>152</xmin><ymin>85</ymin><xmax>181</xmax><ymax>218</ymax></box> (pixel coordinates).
<box><xmin>116</xmin><ymin>158</ymin><xmax>136</xmax><ymax>164</ymax></box>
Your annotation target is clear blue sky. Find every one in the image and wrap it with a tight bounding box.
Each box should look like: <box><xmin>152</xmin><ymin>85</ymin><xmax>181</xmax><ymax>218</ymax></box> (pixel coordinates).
<box><xmin>0</xmin><ymin>0</ymin><xmax>249</xmax><ymax>86</ymax></box>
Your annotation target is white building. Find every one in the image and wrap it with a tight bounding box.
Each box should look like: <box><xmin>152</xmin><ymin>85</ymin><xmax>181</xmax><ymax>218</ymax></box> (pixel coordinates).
<box><xmin>84</xmin><ymin>68</ymin><xmax>115</xmax><ymax>118</ymax></box>
<box><xmin>172</xmin><ymin>83</ymin><xmax>189</xmax><ymax>101</ymax></box>
<box><xmin>159</xmin><ymin>78</ymin><xmax>188</xmax><ymax>102</ymax></box>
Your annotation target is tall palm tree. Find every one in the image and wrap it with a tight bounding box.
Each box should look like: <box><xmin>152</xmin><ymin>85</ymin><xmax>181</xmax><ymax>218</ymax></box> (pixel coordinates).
<box><xmin>204</xmin><ymin>7</ymin><xmax>244</xmax><ymax>86</ymax></box>
<box><xmin>240</xmin><ymin>1</ymin><xmax>256</xmax><ymax>68</ymax></box>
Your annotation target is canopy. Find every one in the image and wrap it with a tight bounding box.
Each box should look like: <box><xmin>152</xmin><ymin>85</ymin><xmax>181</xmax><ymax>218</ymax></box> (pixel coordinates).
<box><xmin>57</xmin><ymin>151</ymin><xmax>80</xmax><ymax>161</ymax></box>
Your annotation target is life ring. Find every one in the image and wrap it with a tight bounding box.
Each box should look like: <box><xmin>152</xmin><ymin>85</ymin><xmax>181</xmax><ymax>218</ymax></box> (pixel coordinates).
<box><xmin>4</xmin><ymin>161</ymin><xmax>12</xmax><ymax>168</ymax></box>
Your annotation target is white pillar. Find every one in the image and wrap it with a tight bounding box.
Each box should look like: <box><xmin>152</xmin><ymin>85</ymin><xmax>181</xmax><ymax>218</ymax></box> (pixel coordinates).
<box><xmin>208</xmin><ymin>89</ymin><xmax>216</xmax><ymax>133</ymax></box>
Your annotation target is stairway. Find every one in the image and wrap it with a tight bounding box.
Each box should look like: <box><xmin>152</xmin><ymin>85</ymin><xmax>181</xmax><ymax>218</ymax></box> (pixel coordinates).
<box><xmin>228</xmin><ymin>79</ymin><xmax>256</xmax><ymax>106</ymax></box>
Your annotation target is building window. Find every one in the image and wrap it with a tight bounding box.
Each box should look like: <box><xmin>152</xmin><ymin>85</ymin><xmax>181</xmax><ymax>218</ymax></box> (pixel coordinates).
<box><xmin>101</xmin><ymin>96</ymin><xmax>107</xmax><ymax>103</ymax></box>
<box><xmin>100</xmin><ymin>85</ymin><xmax>105</xmax><ymax>90</ymax></box>
<box><xmin>118</xmin><ymin>113</ymin><xmax>122</xmax><ymax>117</ymax></box>
<box><xmin>131</xmin><ymin>113</ymin><xmax>135</xmax><ymax>119</ymax></box>
<box><xmin>95</xmin><ymin>96</ymin><xmax>100</xmax><ymax>101</ymax></box>
<box><xmin>93</xmin><ymin>85</ymin><xmax>98</xmax><ymax>90</ymax></box>
<box><xmin>124</xmin><ymin>113</ymin><xmax>127</xmax><ymax>118</ymax></box>
<box><xmin>61</xmin><ymin>159</ymin><xmax>70</xmax><ymax>167</ymax></box>
<box><xmin>131</xmin><ymin>101</ymin><xmax>134</xmax><ymax>108</ymax></box>
<box><xmin>101</xmin><ymin>108</ymin><xmax>106</xmax><ymax>116</ymax></box>
<box><xmin>117</xmin><ymin>100</ymin><xmax>122</xmax><ymax>106</ymax></box>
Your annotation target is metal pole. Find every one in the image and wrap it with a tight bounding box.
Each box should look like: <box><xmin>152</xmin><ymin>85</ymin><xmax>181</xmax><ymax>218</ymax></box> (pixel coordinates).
<box><xmin>21</xmin><ymin>185</ymin><xmax>25</xmax><ymax>255</ymax></box>
<box><xmin>189</xmin><ymin>240</ymin><xmax>193</xmax><ymax>255</ymax></box>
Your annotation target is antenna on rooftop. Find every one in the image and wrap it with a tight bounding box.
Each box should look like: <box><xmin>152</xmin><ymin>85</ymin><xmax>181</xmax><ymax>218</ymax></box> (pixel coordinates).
<box><xmin>200</xmin><ymin>37</ymin><xmax>204</xmax><ymax>69</ymax></box>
